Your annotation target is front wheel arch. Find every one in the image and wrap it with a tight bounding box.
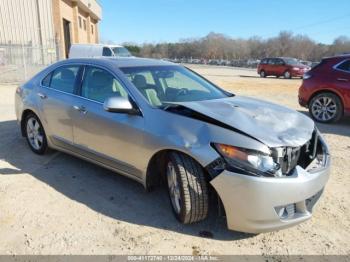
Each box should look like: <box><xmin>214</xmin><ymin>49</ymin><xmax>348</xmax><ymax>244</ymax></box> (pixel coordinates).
<box><xmin>145</xmin><ymin>149</ymin><xmax>210</xmax><ymax>190</ymax></box>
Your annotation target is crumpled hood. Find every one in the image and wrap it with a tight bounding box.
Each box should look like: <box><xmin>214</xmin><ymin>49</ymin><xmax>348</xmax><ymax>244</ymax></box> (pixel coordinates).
<box><xmin>174</xmin><ymin>96</ymin><xmax>315</xmax><ymax>148</ymax></box>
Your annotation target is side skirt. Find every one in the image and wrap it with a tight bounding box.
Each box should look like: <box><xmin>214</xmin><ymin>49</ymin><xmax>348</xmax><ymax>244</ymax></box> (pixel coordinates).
<box><xmin>50</xmin><ymin>136</ymin><xmax>145</xmax><ymax>186</ymax></box>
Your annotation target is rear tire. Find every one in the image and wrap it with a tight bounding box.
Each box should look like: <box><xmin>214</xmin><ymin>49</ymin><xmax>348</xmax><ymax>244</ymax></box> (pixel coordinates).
<box><xmin>166</xmin><ymin>152</ymin><xmax>209</xmax><ymax>224</ymax></box>
<box><xmin>260</xmin><ymin>70</ymin><xmax>266</xmax><ymax>78</ymax></box>
<box><xmin>24</xmin><ymin>113</ymin><xmax>48</xmax><ymax>154</ymax></box>
<box><xmin>309</xmin><ymin>93</ymin><xmax>343</xmax><ymax>123</ymax></box>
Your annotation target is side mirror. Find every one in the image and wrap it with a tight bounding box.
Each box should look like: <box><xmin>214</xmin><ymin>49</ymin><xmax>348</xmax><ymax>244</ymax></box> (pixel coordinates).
<box><xmin>103</xmin><ymin>96</ymin><xmax>140</xmax><ymax>115</ymax></box>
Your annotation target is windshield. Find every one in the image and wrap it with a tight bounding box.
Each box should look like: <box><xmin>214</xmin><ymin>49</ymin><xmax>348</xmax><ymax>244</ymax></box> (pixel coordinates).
<box><xmin>283</xmin><ymin>58</ymin><xmax>300</xmax><ymax>65</ymax></box>
<box><xmin>120</xmin><ymin>65</ymin><xmax>229</xmax><ymax>107</ymax></box>
<box><xmin>112</xmin><ymin>47</ymin><xmax>132</xmax><ymax>57</ymax></box>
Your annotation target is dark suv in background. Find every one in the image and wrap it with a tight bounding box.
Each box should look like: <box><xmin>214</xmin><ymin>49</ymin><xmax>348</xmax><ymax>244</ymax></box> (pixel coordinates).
<box><xmin>258</xmin><ymin>57</ymin><xmax>310</xmax><ymax>79</ymax></box>
<box><xmin>299</xmin><ymin>55</ymin><xmax>350</xmax><ymax>123</ymax></box>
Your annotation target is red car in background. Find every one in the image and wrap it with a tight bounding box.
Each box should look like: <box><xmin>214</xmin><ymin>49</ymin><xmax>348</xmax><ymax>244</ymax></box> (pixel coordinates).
<box><xmin>299</xmin><ymin>55</ymin><xmax>350</xmax><ymax>123</ymax></box>
<box><xmin>257</xmin><ymin>57</ymin><xmax>310</xmax><ymax>79</ymax></box>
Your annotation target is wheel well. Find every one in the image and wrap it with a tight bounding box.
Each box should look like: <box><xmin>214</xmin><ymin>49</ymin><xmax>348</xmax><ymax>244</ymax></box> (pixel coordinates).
<box><xmin>308</xmin><ymin>90</ymin><xmax>344</xmax><ymax>113</ymax></box>
<box><xmin>145</xmin><ymin>149</ymin><xmax>211</xmax><ymax>191</ymax></box>
<box><xmin>145</xmin><ymin>149</ymin><xmax>226</xmax><ymax>217</ymax></box>
<box><xmin>20</xmin><ymin>109</ymin><xmax>35</xmax><ymax>137</ymax></box>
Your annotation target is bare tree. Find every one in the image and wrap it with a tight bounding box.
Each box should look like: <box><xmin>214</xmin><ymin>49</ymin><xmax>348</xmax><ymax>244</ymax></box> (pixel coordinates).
<box><xmin>132</xmin><ymin>31</ymin><xmax>349</xmax><ymax>62</ymax></box>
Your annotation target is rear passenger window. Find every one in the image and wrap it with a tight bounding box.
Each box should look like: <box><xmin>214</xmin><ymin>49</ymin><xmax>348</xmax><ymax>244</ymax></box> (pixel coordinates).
<box><xmin>336</xmin><ymin>60</ymin><xmax>350</xmax><ymax>72</ymax></box>
<box><xmin>50</xmin><ymin>66</ymin><xmax>79</xmax><ymax>94</ymax></box>
<box><xmin>260</xmin><ymin>59</ymin><xmax>268</xmax><ymax>64</ymax></box>
<box><xmin>102</xmin><ymin>47</ymin><xmax>113</xmax><ymax>56</ymax></box>
<box><xmin>276</xmin><ymin>59</ymin><xmax>284</xmax><ymax>65</ymax></box>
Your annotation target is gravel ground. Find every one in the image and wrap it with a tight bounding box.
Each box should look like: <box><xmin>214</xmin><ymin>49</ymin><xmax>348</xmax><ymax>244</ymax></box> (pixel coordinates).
<box><xmin>0</xmin><ymin>64</ymin><xmax>349</xmax><ymax>255</ymax></box>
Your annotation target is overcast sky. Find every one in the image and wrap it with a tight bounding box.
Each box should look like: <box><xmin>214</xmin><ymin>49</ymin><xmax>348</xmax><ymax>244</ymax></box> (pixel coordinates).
<box><xmin>99</xmin><ymin>0</ymin><xmax>350</xmax><ymax>44</ymax></box>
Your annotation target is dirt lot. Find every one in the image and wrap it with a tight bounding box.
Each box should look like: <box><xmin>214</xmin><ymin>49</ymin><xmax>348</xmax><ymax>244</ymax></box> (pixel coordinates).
<box><xmin>0</xmin><ymin>65</ymin><xmax>349</xmax><ymax>255</ymax></box>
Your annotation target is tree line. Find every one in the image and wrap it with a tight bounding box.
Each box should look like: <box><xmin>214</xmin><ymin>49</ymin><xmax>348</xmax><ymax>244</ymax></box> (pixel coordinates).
<box><xmin>123</xmin><ymin>31</ymin><xmax>350</xmax><ymax>62</ymax></box>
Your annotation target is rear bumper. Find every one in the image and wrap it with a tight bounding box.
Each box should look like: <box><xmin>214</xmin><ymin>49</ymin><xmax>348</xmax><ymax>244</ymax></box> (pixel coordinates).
<box><xmin>298</xmin><ymin>95</ymin><xmax>308</xmax><ymax>107</ymax></box>
<box><xmin>210</xmin><ymin>142</ymin><xmax>330</xmax><ymax>233</ymax></box>
<box><xmin>298</xmin><ymin>82</ymin><xmax>312</xmax><ymax>107</ymax></box>
<box><xmin>291</xmin><ymin>70</ymin><xmax>307</xmax><ymax>77</ymax></box>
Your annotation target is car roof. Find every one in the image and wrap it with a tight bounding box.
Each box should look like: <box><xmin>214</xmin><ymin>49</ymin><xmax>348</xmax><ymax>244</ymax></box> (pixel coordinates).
<box><xmin>59</xmin><ymin>57</ymin><xmax>176</xmax><ymax>68</ymax></box>
<box><xmin>71</xmin><ymin>43</ymin><xmax>124</xmax><ymax>48</ymax></box>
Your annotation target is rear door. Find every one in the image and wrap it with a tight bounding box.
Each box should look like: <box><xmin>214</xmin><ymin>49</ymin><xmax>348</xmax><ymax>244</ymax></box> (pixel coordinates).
<box><xmin>39</xmin><ymin>65</ymin><xmax>81</xmax><ymax>146</ymax></box>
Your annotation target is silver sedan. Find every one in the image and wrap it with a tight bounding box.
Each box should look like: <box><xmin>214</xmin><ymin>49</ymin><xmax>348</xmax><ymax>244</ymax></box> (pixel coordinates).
<box><xmin>15</xmin><ymin>58</ymin><xmax>330</xmax><ymax>233</ymax></box>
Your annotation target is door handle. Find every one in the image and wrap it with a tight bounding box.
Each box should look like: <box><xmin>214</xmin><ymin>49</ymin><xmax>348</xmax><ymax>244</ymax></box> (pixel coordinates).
<box><xmin>337</xmin><ymin>78</ymin><xmax>348</xmax><ymax>82</ymax></box>
<box><xmin>73</xmin><ymin>105</ymin><xmax>87</xmax><ymax>114</ymax></box>
<box><xmin>37</xmin><ymin>92</ymin><xmax>47</xmax><ymax>99</ymax></box>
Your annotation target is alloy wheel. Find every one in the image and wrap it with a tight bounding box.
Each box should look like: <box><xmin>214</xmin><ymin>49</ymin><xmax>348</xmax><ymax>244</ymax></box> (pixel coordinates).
<box><xmin>26</xmin><ymin>117</ymin><xmax>44</xmax><ymax>150</ymax></box>
<box><xmin>311</xmin><ymin>96</ymin><xmax>337</xmax><ymax>122</ymax></box>
<box><xmin>284</xmin><ymin>71</ymin><xmax>291</xmax><ymax>79</ymax></box>
<box><xmin>166</xmin><ymin>162</ymin><xmax>181</xmax><ymax>214</ymax></box>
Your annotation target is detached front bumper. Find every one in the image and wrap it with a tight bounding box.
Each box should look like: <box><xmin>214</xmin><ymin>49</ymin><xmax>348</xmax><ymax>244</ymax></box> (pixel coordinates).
<box><xmin>210</xmin><ymin>143</ymin><xmax>330</xmax><ymax>234</ymax></box>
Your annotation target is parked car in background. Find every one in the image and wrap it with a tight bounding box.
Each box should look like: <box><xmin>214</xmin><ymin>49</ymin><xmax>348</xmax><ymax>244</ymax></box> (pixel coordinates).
<box><xmin>69</xmin><ymin>44</ymin><xmax>132</xmax><ymax>58</ymax></box>
<box><xmin>191</xmin><ymin>59</ymin><xmax>201</xmax><ymax>64</ymax></box>
<box><xmin>15</xmin><ymin>57</ymin><xmax>330</xmax><ymax>233</ymax></box>
<box><xmin>299</xmin><ymin>54</ymin><xmax>350</xmax><ymax>123</ymax></box>
<box><xmin>300</xmin><ymin>60</ymin><xmax>313</xmax><ymax>67</ymax></box>
<box><xmin>208</xmin><ymin>59</ymin><xmax>219</xmax><ymax>65</ymax></box>
<box><xmin>258</xmin><ymin>57</ymin><xmax>310</xmax><ymax>79</ymax></box>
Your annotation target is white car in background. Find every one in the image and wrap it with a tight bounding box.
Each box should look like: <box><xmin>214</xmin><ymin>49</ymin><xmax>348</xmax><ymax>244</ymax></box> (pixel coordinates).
<box><xmin>69</xmin><ymin>44</ymin><xmax>132</xmax><ymax>59</ymax></box>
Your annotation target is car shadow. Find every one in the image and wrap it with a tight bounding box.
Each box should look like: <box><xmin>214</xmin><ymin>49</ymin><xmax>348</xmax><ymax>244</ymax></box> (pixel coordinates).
<box><xmin>0</xmin><ymin>119</ymin><xmax>254</xmax><ymax>241</ymax></box>
<box><xmin>298</xmin><ymin>110</ymin><xmax>350</xmax><ymax>137</ymax></box>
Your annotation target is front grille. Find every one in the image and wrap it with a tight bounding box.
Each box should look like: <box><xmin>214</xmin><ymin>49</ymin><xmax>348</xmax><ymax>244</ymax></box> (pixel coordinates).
<box><xmin>282</xmin><ymin>147</ymin><xmax>301</xmax><ymax>174</ymax></box>
<box><xmin>272</xmin><ymin>146</ymin><xmax>301</xmax><ymax>176</ymax></box>
<box><xmin>272</xmin><ymin>130</ymin><xmax>321</xmax><ymax>176</ymax></box>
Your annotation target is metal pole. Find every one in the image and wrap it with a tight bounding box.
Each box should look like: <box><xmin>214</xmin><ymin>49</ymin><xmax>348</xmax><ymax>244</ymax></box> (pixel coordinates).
<box><xmin>35</xmin><ymin>0</ymin><xmax>44</xmax><ymax>64</ymax></box>
<box><xmin>22</xmin><ymin>44</ymin><xmax>27</xmax><ymax>81</ymax></box>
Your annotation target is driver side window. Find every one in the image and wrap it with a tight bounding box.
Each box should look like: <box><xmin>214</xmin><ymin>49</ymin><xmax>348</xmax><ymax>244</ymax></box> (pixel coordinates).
<box><xmin>81</xmin><ymin>66</ymin><xmax>128</xmax><ymax>103</ymax></box>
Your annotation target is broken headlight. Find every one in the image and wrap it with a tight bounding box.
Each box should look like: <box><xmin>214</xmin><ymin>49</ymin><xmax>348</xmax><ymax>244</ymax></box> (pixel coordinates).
<box><xmin>213</xmin><ymin>143</ymin><xmax>280</xmax><ymax>177</ymax></box>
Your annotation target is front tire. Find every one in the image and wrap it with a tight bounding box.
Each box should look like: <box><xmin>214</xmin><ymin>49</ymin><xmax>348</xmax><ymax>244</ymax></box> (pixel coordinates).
<box><xmin>166</xmin><ymin>152</ymin><xmax>209</xmax><ymax>224</ymax></box>
<box><xmin>309</xmin><ymin>93</ymin><xmax>343</xmax><ymax>123</ymax></box>
<box><xmin>260</xmin><ymin>70</ymin><xmax>266</xmax><ymax>78</ymax></box>
<box><xmin>25</xmin><ymin>113</ymin><xmax>48</xmax><ymax>154</ymax></box>
<box><xmin>284</xmin><ymin>70</ymin><xmax>291</xmax><ymax>79</ymax></box>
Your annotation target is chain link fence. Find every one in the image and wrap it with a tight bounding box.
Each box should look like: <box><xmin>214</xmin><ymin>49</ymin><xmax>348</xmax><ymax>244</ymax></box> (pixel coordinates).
<box><xmin>0</xmin><ymin>43</ymin><xmax>60</xmax><ymax>84</ymax></box>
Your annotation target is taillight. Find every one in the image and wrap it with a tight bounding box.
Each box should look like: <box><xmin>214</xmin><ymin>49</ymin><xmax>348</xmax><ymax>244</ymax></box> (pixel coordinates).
<box><xmin>303</xmin><ymin>72</ymin><xmax>312</xmax><ymax>80</ymax></box>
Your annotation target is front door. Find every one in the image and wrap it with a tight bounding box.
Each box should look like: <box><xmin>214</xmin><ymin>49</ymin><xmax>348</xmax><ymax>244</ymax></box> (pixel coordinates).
<box><xmin>275</xmin><ymin>58</ymin><xmax>286</xmax><ymax>76</ymax></box>
<box><xmin>72</xmin><ymin>66</ymin><xmax>145</xmax><ymax>177</ymax></box>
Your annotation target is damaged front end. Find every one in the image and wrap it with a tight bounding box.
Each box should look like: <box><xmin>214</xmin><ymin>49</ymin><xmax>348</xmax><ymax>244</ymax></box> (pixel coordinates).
<box><xmin>207</xmin><ymin>128</ymin><xmax>330</xmax><ymax>233</ymax></box>
<box><xmin>207</xmin><ymin>128</ymin><xmax>329</xmax><ymax>179</ymax></box>
<box><xmin>272</xmin><ymin>128</ymin><xmax>329</xmax><ymax>177</ymax></box>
